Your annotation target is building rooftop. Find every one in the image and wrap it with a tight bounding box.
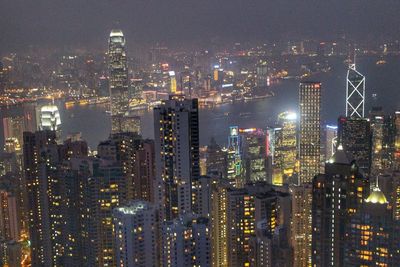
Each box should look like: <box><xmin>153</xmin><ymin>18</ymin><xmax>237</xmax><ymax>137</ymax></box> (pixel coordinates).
<box><xmin>365</xmin><ymin>186</ymin><xmax>388</xmax><ymax>205</ymax></box>
<box><xmin>110</xmin><ymin>29</ymin><xmax>124</xmax><ymax>37</ymax></box>
<box><xmin>328</xmin><ymin>144</ymin><xmax>353</xmax><ymax>165</ymax></box>
<box><xmin>114</xmin><ymin>201</ymin><xmax>153</xmax><ymax>215</ymax></box>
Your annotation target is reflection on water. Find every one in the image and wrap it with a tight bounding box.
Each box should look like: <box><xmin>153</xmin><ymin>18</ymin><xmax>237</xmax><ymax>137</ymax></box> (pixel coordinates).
<box><xmin>1</xmin><ymin>55</ymin><xmax>400</xmax><ymax>149</ymax></box>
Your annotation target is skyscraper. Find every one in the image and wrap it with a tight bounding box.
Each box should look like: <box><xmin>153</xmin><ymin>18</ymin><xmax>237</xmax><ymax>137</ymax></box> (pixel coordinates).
<box><xmin>338</xmin><ymin>116</ymin><xmax>372</xmax><ymax>175</ymax></box>
<box><xmin>324</xmin><ymin>125</ymin><xmax>338</xmax><ymax>160</ymax></box>
<box><xmin>227</xmin><ymin>126</ymin><xmax>244</xmax><ymax>187</ymax></box>
<box><xmin>346</xmin><ymin>63</ymin><xmax>365</xmax><ymax>118</ymax></box>
<box><xmin>312</xmin><ymin>146</ymin><xmax>369</xmax><ymax>266</ymax></box>
<box><xmin>38</xmin><ymin>105</ymin><xmax>62</xmax><ymax>142</ymax></box>
<box><xmin>206</xmin><ymin>138</ymin><xmax>227</xmax><ymax>178</ymax></box>
<box><xmin>241</xmin><ymin>128</ymin><xmax>268</xmax><ymax>183</ymax></box>
<box><xmin>274</xmin><ymin>112</ymin><xmax>298</xmax><ymax>184</ymax></box>
<box><xmin>153</xmin><ymin>95</ymin><xmax>200</xmax><ymax>221</ymax></box>
<box><xmin>344</xmin><ymin>185</ymin><xmax>400</xmax><ymax>266</ymax></box>
<box><xmin>290</xmin><ymin>183</ymin><xmax>313</xmax><ymax>267</ymax></box>
<box><xmin>113</xmin><ymin>201</ymin><xmax>159</xmax><ymax>267</ymax></box>
<box><xmin>161</xmin><ymin>214</ymin><xmax>211</xmax><ymax>267</ymax></box>
<box><xmin>299</xmin><ymin>81</ymin><xmax>321</xmax><ymax>184</ymax></box>
<box><xmin>108</xmin><ymin>29</ymin><xmax>129</xmax><ymax>132</ymax></box>
<box><xmin>23</xmin><ymin>131</ymin><xmax>61</xmax><ymax>266</ymax></box>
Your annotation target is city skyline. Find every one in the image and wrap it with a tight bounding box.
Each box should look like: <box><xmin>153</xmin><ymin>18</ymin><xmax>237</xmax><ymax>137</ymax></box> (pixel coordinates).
<box><xmin>2</xmin><ymin>3</ymin><xmax>400</xmax><ymax>266</ymax></box>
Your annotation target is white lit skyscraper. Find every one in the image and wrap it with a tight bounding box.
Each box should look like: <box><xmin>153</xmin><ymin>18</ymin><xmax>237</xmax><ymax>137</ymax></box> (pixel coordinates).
<box><xmin>108</xmin><ymin>29</ymin><xmax>129</xmax><ymax>132</ymax></box>
<box><xmin>346</xmin><ymin>63</ymin><xmax>365</xmax><ymax>118</ymax></box>
<box><xmin>38</xmin><ymin>105</ymin><xmax>61</xmax><ymax>141</ymax></box>
<box><xmin>299</xmin><ymin>81</ymin><xmax>321</xmax><ymax>184</ymax></box>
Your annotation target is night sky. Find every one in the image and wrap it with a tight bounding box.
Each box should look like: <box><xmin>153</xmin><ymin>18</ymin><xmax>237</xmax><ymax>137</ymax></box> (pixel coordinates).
<box><xmin>1</xmin><ymin>0</ymin><xmax>400</xmax><ymax>51</ymax></box>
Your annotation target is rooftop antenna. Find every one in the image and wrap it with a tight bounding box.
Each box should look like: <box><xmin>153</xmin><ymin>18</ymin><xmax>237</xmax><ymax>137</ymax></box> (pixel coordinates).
<box><xmin>353</xmin><ymin>50</ymin><xmax>357</xmax><ymax>68</ymax></box>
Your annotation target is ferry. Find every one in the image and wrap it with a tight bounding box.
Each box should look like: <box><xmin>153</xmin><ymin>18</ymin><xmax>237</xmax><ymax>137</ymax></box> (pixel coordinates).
<box><xmin>376</xmin><ymin>59</ymin><xmax>387</xmax><ymax>65</ymax></box>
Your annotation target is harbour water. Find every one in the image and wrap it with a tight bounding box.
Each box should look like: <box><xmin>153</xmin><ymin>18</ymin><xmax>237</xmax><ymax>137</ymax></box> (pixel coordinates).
<box><xmin>1</xmin><ymin>55</ymin><xmax>400</xmax><ymax>149</ymax></box>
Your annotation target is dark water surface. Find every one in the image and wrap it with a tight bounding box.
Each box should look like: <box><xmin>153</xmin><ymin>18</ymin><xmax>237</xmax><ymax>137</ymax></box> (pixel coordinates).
<box><xmin>1</xmin><ymin>55</ymin><xmax>400</xmax><ymax>149</ymax></box>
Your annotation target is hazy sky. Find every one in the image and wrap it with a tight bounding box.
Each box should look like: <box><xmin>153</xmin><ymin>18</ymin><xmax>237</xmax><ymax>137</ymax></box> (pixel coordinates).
<box><xmin>1</xmin><ymin>0</ymin><xmax>400</xmax><ymax>51</ymax></box>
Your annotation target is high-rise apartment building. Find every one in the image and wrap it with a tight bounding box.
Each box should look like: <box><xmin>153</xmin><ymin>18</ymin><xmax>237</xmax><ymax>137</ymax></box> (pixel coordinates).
<box><xmin>113</xmin><ymin>201</ymin><xmax>159</xmax><ymax>267</ymax></box>
<box><xmin>290</xmin><ymin>183</ymin><xmax>313</xmax><ymax>267</ymax></box>
<box><xmin>299</xmin><ymin>81</ymin><xmax>321</xmax><ymax>184</ymax></box>
<box><xmin>161</xmin><ymin>214</ymin><xmax>211</xmax><ymax>267</ymax></box>
<box><xmin>23</xmin><ymin>131</ymin><xmax>62</xmax><ymax>267</ymax></box>
<box><xmin>153</xmin><ymin>95</ymin><xmax>200</xmax><ymax>221</ymax></box>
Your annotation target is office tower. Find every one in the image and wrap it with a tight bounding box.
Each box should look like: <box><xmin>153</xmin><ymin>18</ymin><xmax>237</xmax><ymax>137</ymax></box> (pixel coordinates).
<box><xmin>169</xmin><ymin>71</ymin><xmax>177</xmax><ymax>94</ymax></box>
<box><xmin>256</xmin><ymin>60</ymin><xmax>268</xmax><ymax>88</ymax></box>
<box><xmin>274</xmin><ymin>112</ymin><xmax>298</xmax><ymax>184</ymax></box>
<box><xmin>227</xmin><ymin>126</ymin><xmax>244</xmax><ymax>187</ymax></box>
<box><xmin>344</xmin><ymin>185</ymin><xmax>400</xmax><ymax>266</ymax></box>
<box><xmin>394</xmin><ymin>111</ymin><xmax>400</xmax><ymax>169</ymax></box>
<box><xmin>108</xmin><ymin>29</ymin><xmax>129</xmax><ymax>132</ymax></box>
<box><xmin>23</xmin><ymin>131</ymin><xmax>62</xmax><ymax>266</ymax></box>
<box><xmin>290</xmin><ymin>183</ymin><xmax>312</xmax><ymax>267</ymax></box>
<box><xmin>381</xmin><ymin>114</ymin><xmax>396</xmax><ymax>170</ymax></box>
<box><xmin>111</xmin><ymin>113</ymin><xmax>141</xmax><ymax>134</ymax></box>
<box><xmin>338</xmin><ymin>116</ymin><xmax>372</xmax><ymax>175</ymax></box>
<box><xmin>38</xmin><ymin>105</ymin><xmax>62</xmax><ymax>142</ymax></box>
<box><xmin>312</xmin><ymin>146</ymin><xmax>369</xmax><ymax>266</ymax></box>
<box><xmin>241</xmin><ymin>128</ymin><xmax>268</xmax><ymax>182</ymax></box>
<box><xmin>325</xmin><ymin>125</ymin><xmax>337</xmax><ymax>160</ymax></box>
<box><xmin>206</xmin><ymin>138</ymin><xmax>227</xmax><ymax>178</ymax></box>
<box><xmin>299</xmin><ymin>81</ymin><xmax>321</xmax><ymax>184</ymax></box>
<box><xmin>154</xmin><ymin>95</ymin><xmax>200</xmax><ymax>221</ymax></box>
<box><xmin>113</xmin><ymin>201</ymin><xmax>158</xmax><ymax>267</ymax></box>
<box><xmin>346</xmin><ymin>63</ymin><xmax>365</xmax><ymax>118</ymax></box>
<box><xmin>162</xmin><ymin>214</ymin><xmax>211</xmax><ymax>267</ymax></box>
<box><xmin>2</xmin><ymin>116</ymin><xmax>24</xmax><ymax>148</ymax></box>
<box><xmin>370</xmin><ymin>109</ymin><xmax>385</xmax><ymax>175</ymax></box>
<box><xmin>378</xmin><ymin>171</ymin><xmax>400</xmax><ymax>220</ymax></box>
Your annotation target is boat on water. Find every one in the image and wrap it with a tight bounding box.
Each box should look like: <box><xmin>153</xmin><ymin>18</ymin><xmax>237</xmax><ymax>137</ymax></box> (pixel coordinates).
<box><xmin>376</xmin><ymin>59</ymin><xmax>387</xmax><ymax>65</ymax></box>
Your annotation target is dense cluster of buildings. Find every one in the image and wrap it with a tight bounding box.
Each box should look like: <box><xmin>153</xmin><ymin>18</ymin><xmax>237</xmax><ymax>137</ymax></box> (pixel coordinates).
<box><xmin>1</xmin><ymin>30</ymin><xmax>400</xmax><ymax>267</ymax></box>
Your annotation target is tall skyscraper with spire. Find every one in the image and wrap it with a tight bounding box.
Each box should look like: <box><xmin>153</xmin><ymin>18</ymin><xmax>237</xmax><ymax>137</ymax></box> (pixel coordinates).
<box><xmin>346</xmin><ymin>60</ymin><xmax>365</xmax><ymax>118</ymax></box>
<box><xmin>108</xmin><ymin>29</ymin><xmax>129</xmax><ymax>132</ymax></box>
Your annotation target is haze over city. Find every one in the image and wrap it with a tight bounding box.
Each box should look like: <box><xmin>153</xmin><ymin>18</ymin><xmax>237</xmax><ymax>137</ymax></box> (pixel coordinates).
<box><xmin>1</xmin><ymin>1</ymin><xmax>400</xmax><ymax>267</ymax></box>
